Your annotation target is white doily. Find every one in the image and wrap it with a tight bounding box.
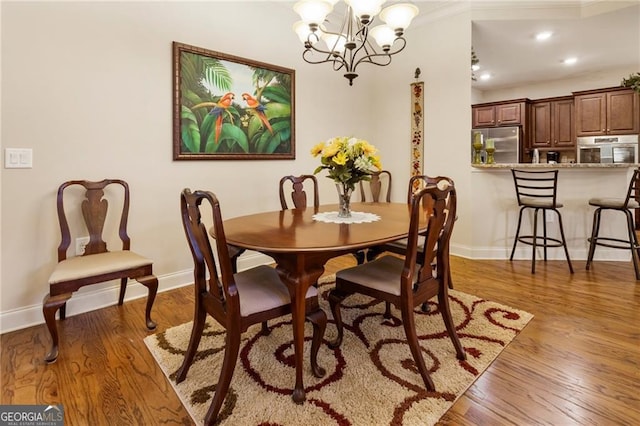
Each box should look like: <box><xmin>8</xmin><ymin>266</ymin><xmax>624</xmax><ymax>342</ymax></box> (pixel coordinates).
<box><xmin>312</xmin><ymin>211</ymin><xmax>381</xmax><ymax>224</ymax></box>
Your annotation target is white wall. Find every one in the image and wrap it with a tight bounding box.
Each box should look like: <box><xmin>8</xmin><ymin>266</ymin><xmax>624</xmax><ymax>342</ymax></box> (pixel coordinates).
<box><xmin>0</xmin><ymin>1</ymin><xmax>383</xmax><ymax>332</ymax></box>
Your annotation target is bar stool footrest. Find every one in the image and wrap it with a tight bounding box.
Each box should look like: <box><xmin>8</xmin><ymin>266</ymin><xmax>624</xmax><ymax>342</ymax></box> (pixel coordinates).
<box><xmin>588</xmin><ymin>236</ymin><xmax>639</xmax><ymax>251</ymax></box>
<box><xmin>517</xmin><ymin>235</ymin><xmax>564</xmax><ymax>248</ymax></box>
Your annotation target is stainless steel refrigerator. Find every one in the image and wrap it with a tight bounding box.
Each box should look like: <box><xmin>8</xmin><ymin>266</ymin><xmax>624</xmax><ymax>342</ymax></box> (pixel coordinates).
<box><xmin>471</xmin><ymin>126</ymin><xmax>520</xmax><ymax>164</ymax></box>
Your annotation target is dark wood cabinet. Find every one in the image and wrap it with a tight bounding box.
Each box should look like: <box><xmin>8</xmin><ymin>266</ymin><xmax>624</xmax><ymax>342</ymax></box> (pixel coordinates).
<box><xmin>472</xmin><ymin>100</ymin><xmax>527</xmax><ymax>128</ymax></box>
<box><xmin>574</xmin><ymin>87</ymin><xmax>639</xmax><ymax>136</ymax></box>
<box><xmin>531</xmin><ymin>97</ymin><xmax>575</xmax><ymax>149</ymax></box>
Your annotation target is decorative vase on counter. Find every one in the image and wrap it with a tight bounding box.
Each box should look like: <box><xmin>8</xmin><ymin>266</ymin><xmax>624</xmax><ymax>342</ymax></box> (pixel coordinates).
<box><xmin>472</xmin><ymin>131</ymin><xmax>483</xmax><ymax>164</ymax></box>
<box><xmin>485</xmin><ymin>138</ymin><xmax>495</xmax><ymax>164</ymax></box>
<box><xmin>336</xmin><ymin>183</ymin><xmax>353</xmax><ymax>218</ymax></box>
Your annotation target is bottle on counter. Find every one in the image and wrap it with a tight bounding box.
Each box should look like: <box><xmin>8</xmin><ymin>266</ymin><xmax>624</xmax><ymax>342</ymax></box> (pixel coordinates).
<box><xmin>532</xmin><ymin>149</ymin><xmax>540</xmax><ymax>164</ymax></box>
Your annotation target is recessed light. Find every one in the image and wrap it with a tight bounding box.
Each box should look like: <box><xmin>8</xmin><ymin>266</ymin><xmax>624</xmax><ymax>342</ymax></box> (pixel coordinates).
<box><xmin>563</xmin><ymin>57</ymin><xmax>577</xmax><ymax>65</ymax></box>
<box><xmin>480</xmin><ymin>73</ymin><xmax>491</xmax><ymax>80</ymax></box>
<box><xmin>536</xmin><ymin>31</ymin><xmax>553</xmax><ymax>41</ymax></box>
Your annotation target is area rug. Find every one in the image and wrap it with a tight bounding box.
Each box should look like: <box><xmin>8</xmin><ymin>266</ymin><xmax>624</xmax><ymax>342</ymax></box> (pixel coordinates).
<box><xmin>144</xmin><ymin>275</ymin><xmax>533</xmax><ymax>425</ymax></box>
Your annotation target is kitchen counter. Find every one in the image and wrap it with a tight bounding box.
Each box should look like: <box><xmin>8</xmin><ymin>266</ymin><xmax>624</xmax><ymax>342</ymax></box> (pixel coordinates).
<box><xmin>472</xmin><ymin>163</ymin><xmax>637</xmax><ymax>169</ymax></box>
<box><xmin>465</xmin><ymin>165</ymin><xmax>635</xmax><ymax>262</ymax></box>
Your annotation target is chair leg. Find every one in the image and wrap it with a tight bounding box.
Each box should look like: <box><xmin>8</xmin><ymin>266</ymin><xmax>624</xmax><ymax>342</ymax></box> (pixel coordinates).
<box><xmin>328</xmin><ymin>289</ymin><xmax>347</xmax><ymax>349</ymax></box>
<box><xmin>366</xmin><ymin>246</ymin><xmax>384</xmax><ymax>262</ymax></box>
<box><xmin>260</xmin><ymin>321</ymin><xmax>270</xmax><ymax>336</ymax></box>
<box><xmin>306</xmin><ymin>308</ymin><xmax>327</xmax><ymax>378</ymax></box>
<box><xmin>42</xmin><ymin>292</ymin><xmax>72</xmax><ymax>363</ymax></box>
<box><xmin>555</xmin><ymin>209</ymin><xmax>574</xmax><ymax>273</ymax></box>
<box><xmin>624</xmin><ymin>209</ymin><xmax>640</xmax><ymax>280</ymax></box>
<box><xmin>137</xmin><ymin>275</ymin><xmax>158</xmax><ymax>330</ymax></box>
<box><xmin>510</xmin><ymin>207</ymin><xmax>525</xmax><ymax>260</ymax></box>
<box><xmin>400</xmin><ymin>307</ymin><xmax>435</xmax><ymax>391</ymax></box>
<box><xmin>531</xmin><ymin>208</ymin><xmax>539</xmax><ymax>274</ymax></box>
<box><xmin>437</xmin><ymin>290</ymin><xmax>466</xmax><ymax>360</ymax></box>
<box><xmin>542</xmin><ymin>209</ymin><xmax>548</xmax><ymax>261</ymax></box>
<box><xmin>384</xmin><ymin>302</ymin><xmax>393</xmax><ymax>318</ymax></box>
<box><xmin>118</xmin><ymin>277</ymin><xmax>127</xmax><ymax>305</ymax></box>
<box><xmin>353</xmin><ymin>250</ymin><xmax>366</xmax><ymax>265</ymax></box>
<box><xmin>175</xmin><ymin>304</ymin><xmax>207</xmax><ymax>383</ymax></box>
<box><xmin>203</xmin><ymin>330</ymin><xmax>241</xmax><ymax>426</ymax></box>
<box><xmin>586</xmin><ymin>208</ymin><xmax>602</xmax><ymax>270</ymax></box>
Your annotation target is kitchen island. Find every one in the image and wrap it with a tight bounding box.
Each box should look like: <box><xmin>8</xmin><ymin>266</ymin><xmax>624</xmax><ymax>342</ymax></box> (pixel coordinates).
<box><xmin>466</xmin><ymin>163</ymin><xmax>637</xmax><ymax>262</ymax></box>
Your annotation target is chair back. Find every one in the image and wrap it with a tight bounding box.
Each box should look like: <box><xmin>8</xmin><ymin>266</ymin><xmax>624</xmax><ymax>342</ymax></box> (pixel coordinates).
<box><xmin>623</xmin><ymin>168</ymin><xmax>640</xmax><ymax>208</ymax></box>
<box><xmin>56</xmin><ymin>179</ymin><xmax>131</xmax><ymax>262</ymax></box>
<box><xmin>358</xmin><ymin>170</ymin><xmax>392</xmax><ymax>202</ymax></box>
<box><xmin>180</xmin><ymin>189</ymin><xmax>237</xmax><ymax>320</ymax></box>
<box><xmin>404</xmin><ymin>177</ymin><xmax>456</xmax><ymax>290</ymax></box>
<box><xmin>511</xmin><ymin>169</ymin><xmax>559</xmax><ymax>207</ymax></box>
<box><xmin>279</xmin><ymin>175</ymin><xmax>320</xmax><ymax>210</ymax></box>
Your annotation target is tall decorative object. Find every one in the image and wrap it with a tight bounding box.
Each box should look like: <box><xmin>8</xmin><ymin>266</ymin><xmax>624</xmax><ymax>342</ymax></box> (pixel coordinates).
<box><xmin>472</xmin><ymin>131</ymin><xmax>483</xmax><ymax>164</ymax></box>
<box><xmin>485</xmin><ymin>138</ymin><xmax>495</xmax><ymax>164</ymax></box>
<box><xmin>410</xmin><ymin>69</ymin><xmax>424</xmax><ymax>192</ymax></box>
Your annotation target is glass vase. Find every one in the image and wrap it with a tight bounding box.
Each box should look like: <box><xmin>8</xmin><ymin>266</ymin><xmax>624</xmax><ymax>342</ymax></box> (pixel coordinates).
<box><xmin>336</xmin><ymin>183</ymin><xmax>353</xmax><ymax>218</ymax></box>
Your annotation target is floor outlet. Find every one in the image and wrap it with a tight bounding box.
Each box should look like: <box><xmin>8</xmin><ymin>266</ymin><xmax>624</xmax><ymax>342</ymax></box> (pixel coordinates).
<box><xmin>75</xmin><ymin>237</ymin><xmax>90</xmax><ymax>256</ymax></box>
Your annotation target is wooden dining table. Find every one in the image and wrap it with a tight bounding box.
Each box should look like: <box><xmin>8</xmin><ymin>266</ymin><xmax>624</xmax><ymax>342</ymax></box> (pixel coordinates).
<box><xmin>218</xmin><ymin>202</ymin><xmax>426</xmax><ymax>404</ymax></box>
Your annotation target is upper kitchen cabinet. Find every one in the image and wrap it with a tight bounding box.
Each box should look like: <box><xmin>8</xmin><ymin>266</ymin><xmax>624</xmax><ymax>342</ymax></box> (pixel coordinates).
<box><xmin>530</xmin><ymin>96</ymin><xmax>575</xmax><ymax>149</ymax></box>
<box><xmin>472</xmin><ymin>99</ymin><xmax>529</xmax><ymax>128</ymax></box>
<box><xmin>574</xmin><ymin>87</ymin><xmax>639</xmax><ymax>137</ymax></box>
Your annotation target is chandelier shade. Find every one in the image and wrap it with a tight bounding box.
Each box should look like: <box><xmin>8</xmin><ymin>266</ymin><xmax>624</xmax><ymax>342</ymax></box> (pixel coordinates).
<box><xmin>293</xmin><ymin>0</ymin><xmax>419</xmax><ymax>85</ymax></box>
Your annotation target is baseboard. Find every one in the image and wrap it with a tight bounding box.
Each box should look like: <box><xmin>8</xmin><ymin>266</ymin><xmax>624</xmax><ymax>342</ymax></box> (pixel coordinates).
<box><xmin>0</xmin><ymin>251</ymin><xmax>273</xmax><ymax>335</ymax></box>
<box><xmin>450</xmin><ymin>242</ymin><xmax>632</xmax><ymax>261</ymax></box>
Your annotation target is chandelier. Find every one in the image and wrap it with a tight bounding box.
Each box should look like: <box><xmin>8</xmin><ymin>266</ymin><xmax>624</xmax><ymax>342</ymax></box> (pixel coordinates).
<box><xmin>293</xmin><ymin>0</ymin><xmax>419</xmax><ymax>86</ymax></box>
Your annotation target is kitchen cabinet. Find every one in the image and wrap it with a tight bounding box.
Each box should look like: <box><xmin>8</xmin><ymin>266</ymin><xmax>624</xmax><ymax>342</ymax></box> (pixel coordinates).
<box><xmin>472</xmin><ymin>99</ymin><xmax>528</xmax><ymax>127</ymax></box>
<box><xmin>574</xmin><ymin>87</ymin><xmax>639</xmax><ymax>136</ymax></box>
<box><xmin>530</xmin><ymin>97</ymin><xmax>575</xmax><ymax>149</ymax></box>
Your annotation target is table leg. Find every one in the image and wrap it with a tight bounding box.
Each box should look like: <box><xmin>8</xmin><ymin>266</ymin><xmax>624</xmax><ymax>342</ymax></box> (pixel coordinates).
<box><xmin>275</xmin><ymin>262</ymin><xmax>324</xmax><ymax>404</ymax></box>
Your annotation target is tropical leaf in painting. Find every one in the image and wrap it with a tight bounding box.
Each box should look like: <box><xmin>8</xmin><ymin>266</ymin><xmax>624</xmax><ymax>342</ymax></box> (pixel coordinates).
<box><xmin>265</xmin><ymin>102</ymin><xmax>290</xmax><ymax>120</ymax></box>
<box><xmin>262</xmin><ymin>85</ymin><xmax>291</xmax><ymax>104</ymax></box>
<box><xmin>205</xmin><ymin>123</ymin><xmax>249</xmax><ymax>153</ymax></box>
<box><xmin>255</xmin><ymin>120</ymin><xmax>291</xmax><ymax>153</ymax></box>
<box><xmin>181</xmin><ymin>106</ymin><xmax>200</xmax><ymax>152</ymax></box>
<box><xmin>201</xmin><ymin>58</ymin><xmax>232</xmax><ymax>93</ymax></box>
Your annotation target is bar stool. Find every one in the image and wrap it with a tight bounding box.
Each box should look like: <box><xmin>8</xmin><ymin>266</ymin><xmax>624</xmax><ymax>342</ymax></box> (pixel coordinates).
<box><xmin>586</xmin><ymin>168</ymin><xmax>640</xmax><ymax>280</ymax></box>
<box><xmin>510</xmin><ymin>169</ymin><xmax>573</xmax><ymax>274</ymax></box>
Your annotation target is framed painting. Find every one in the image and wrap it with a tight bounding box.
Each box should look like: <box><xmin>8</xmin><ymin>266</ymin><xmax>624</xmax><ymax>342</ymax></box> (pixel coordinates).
<box><xmin>173</xmin><ymin>42</ymin><xmax>295</xmax><ymax>160</ymax></box>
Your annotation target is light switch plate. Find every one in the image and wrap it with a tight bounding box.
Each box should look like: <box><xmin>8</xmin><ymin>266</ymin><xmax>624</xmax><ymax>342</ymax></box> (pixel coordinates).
<box><xmin>4</xmin><ymin>148</ymin><xmax>32</xmax><ymax>168</ymax></box>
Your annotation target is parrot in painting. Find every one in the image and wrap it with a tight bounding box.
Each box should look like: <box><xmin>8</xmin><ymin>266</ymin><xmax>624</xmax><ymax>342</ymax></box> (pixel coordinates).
<box><xmin>208</xmin><ymin>92</ymin><xmax>235</xmax><ymax>144</ymax></box>
<box><xmin>241</xmin><ymin>93</ymin><xmax>274</xmax><ymax>134</ymax></box>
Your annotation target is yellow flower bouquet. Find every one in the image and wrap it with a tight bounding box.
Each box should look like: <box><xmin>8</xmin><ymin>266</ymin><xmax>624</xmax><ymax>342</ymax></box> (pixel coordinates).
<box><xmin>311</xmin><ymin>137</ymin><xmax>381</xmax><ymax>218</ymax></box>
<box><xmin>311</xmin><ymin>137</ymin><xmax>381</xmax><ymax>191</ymax></box>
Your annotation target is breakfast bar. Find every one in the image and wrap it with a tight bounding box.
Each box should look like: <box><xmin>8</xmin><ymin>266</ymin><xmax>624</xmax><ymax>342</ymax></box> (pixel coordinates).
<box><xmin>468</xmin><ymin>163</ymin><xmax>637</xmax><ymax>261</ymax></box>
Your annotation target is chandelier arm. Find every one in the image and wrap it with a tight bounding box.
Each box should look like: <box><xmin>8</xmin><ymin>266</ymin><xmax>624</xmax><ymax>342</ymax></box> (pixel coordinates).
<box><xmin>352</xmin><ymin>37</ymin><xmax>407</xmax><ymax>69</ymax></box>
<box><xmin>302</xmin><ymin>35</ymin><xmax>349</xmax><ymax>71</ymax></box>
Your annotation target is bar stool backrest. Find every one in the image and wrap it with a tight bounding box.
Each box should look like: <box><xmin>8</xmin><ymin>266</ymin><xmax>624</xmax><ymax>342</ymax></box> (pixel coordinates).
<box><xmin>623</xmin><ymin>168</ymin><xmax>640</xmax><ymax>208</ymax></box>
<box><xmin>511</xmin><ymin>169</ymin><xmax>559</xmax><ymax>208</ymax></box>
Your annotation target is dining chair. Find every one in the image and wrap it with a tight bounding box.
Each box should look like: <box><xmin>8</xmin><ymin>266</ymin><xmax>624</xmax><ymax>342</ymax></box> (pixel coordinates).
<box><xmin>327</xmin><ymin>178</ymin><xmax>466</xmax><ymax>392</ymax></box>
<box><xmin>368</xmin><ymin>175</ymin><xmax>454</xmax><ymax>287</ymax></box>
<box><xmin>279</xmin><ymin>174</ymin><xmax>320</xmax><ymax>210</ymax></box>
<box><xmin>42</xmin><ymin>179</ymin><xmax>158</xmax><ymax>363</ymax></box>
<box><xmin>177</xmin><ymin>188</ymin><xmax>327</xmax><ymax>425</ymax></box>
<box><xmin>586</xmin><ymin>167</ymin><xmax>640</xmax><ymax>279</ymax></box>
<box><xmin>353</xmin><ymin>170</ymin><xmax>392</xmax><ymax>264</ymax></box>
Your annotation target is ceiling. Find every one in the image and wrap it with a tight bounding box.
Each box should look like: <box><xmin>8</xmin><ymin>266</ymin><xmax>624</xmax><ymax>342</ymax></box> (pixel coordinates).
<box><xmin>469</xmin><ymin>1</ymin><xmax>640</xmax><ymax>91</ymax></box>
<box><xmin>285</xmin><ymin>1</ymin><xmax>639</xmax><ymax>92</ymax></box>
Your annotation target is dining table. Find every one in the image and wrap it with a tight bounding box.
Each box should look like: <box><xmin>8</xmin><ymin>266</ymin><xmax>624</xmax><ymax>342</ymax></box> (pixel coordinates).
<box><xmin>217</xmin><ymin>201</ymin><xmax>427</xmax><ymax>404</ymax></box>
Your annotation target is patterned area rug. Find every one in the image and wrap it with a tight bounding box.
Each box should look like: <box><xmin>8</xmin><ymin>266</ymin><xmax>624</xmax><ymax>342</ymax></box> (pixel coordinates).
<box><xmin>144</xmin><ymin>275</ymin><xmax>533</xmax><ymax>425</ymax></box>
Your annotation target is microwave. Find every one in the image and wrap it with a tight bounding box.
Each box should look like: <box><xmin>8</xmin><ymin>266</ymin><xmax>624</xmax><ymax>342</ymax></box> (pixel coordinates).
<box><xmin>577</xmin><ymin>135</ymin><xmax>638</xmax><ymax>164</ymax></box>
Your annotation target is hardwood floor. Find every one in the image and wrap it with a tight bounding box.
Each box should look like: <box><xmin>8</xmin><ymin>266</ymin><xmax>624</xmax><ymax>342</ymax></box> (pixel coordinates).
<box><xmin>1</xmin><ymin>255</ymin><xmax>639</xmax><ymax>425</ymax></box>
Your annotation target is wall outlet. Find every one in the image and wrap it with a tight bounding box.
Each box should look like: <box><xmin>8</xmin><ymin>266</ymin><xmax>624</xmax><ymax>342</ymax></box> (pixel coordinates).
<box><xmin>75</xmin><ymin>236</ymin><xmax>90</xmax><ymax>256</ymax></box>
